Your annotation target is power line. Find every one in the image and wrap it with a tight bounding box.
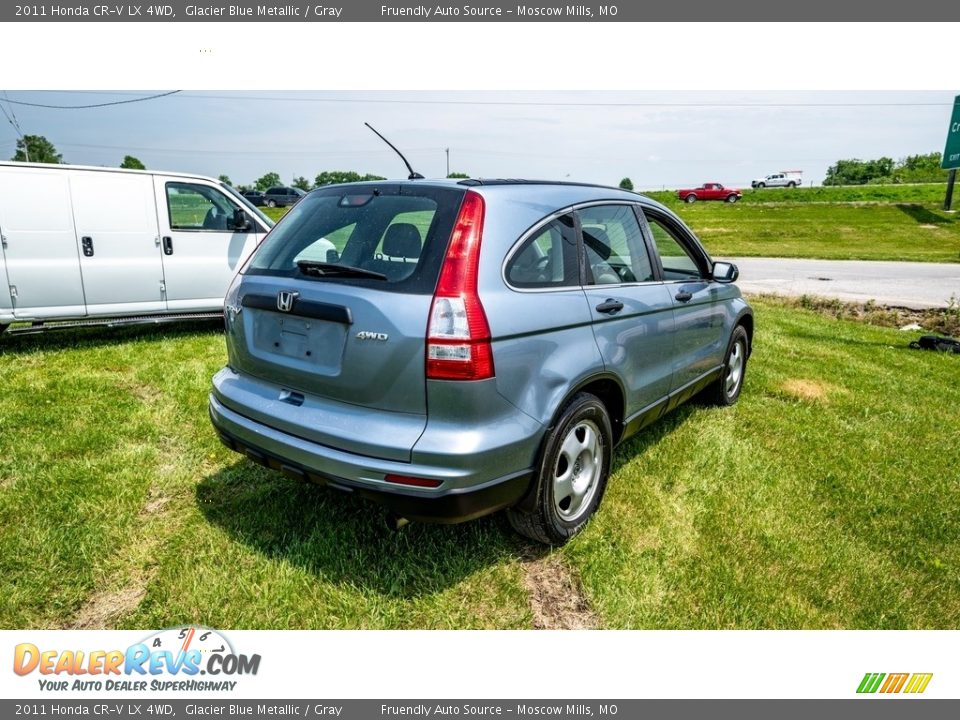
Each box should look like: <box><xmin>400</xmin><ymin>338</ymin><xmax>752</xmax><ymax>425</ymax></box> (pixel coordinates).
<box><xmin>4</xmin><ymin>91</ymin><xmax>955</xmax><ymax>109</ymax></box>
<box><xmin>2</xmin><ymin>90</ymin><xmax>180</xmax><ymax>109</ymax></box>
<box><xmin>56</xmin><ymin>141</ymin><xmax>440</xmax><ymax>156</ymax></box>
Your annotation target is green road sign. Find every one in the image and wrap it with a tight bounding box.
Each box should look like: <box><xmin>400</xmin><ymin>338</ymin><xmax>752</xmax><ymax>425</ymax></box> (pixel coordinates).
<box><xmin>943</xmin><ymin>95</ymin><xmax>960</xmax><ymax>170</ymax></box>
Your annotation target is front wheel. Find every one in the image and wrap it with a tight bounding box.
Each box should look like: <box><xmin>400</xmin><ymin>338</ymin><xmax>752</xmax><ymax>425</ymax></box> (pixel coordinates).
<box><xmin>701</xmin><ymin>325</ymin><xmax>749</xmax><ymax>407</ymax></box>
<box><xmin>685</xmin><ymin>194</ymin><xmax>697</xmax><ymax>203</ymax></box>
<box><xmin>756</xmin><ymin>182</ymin><xmax>765</xmax><ymax>189</ymax></box>
<box><xmin>726</xmin><ymin>194</ymin><xmax>739</xmax><ymax>203</ymax></box>
<box><xmin>267</xmin><ymin>200</ymin><xmax>277</xmax><ymax>208</ymax></box>
<box><xmin>507</xmin><ymin>393</ymin><xmax>612</xmax><ymax>545</ymax></box>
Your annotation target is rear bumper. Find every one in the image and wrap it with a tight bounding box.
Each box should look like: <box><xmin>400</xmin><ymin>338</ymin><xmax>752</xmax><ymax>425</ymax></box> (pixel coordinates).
<box><xmin>209</xmin><ymin>394</ymin><xmax>533</xmax><ymax>523</ymax></box>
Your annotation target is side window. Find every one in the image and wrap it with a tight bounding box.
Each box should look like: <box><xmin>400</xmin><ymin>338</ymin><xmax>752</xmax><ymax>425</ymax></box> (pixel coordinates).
<box><xmin>645</xmin><ymin>215</ymin><xmax>703</xmax><ymax>280</ymax></box>
<box><xmin>577</xmin><ymin>204</ymin><xmax>654</xmax><ymax>285</ymax></box>
<box><xmin>506</xmin><ymin>213</ymin><xmax>578</xmax><ymax>289</ymax></box>
<box><xmin>166</xmin><ymin>182</ymin><xmax>237</xmax><ymax>232</ymax></box>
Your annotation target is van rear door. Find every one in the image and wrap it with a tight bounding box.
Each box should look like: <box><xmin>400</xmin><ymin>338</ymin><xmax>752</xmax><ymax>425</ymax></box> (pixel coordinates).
<box><xmin>0</xmin><ymin>166</ymin><xmax>86</xmax><ymax>319</ymax></box>
<box><xmin>153</xmin><ymin>177</ymin><xmax>262</xmax><ymax>311</ymax></box>
<box><xmin>69</xmin><ymin>170</ymin><xmax>166</xmax><ymax>316</ymax></box>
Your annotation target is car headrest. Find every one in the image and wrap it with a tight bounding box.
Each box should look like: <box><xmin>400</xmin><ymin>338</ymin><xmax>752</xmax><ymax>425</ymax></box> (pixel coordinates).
<box><xmin>582</xmin><ymin>227</ymin><xmax>611</xmax><ymax>260</ymax></box>
<box><xmin>383</xmin><ymin>223</ymin><xmax>422</xmax><ymax>258</ymax></box>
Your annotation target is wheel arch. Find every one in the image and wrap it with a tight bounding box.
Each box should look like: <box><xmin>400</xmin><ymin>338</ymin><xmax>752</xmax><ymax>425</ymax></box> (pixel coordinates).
<box><xmin>513</xmin><ymin>372</ymin><xmax>625</xmax><ymax>514</ymax></box>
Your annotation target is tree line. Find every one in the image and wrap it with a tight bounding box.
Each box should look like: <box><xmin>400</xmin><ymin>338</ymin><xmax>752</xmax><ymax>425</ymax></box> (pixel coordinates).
<box><xmin>823</xmin><ymin>152</ymin><xmax>947</xmax><ymax>185</ymax></box>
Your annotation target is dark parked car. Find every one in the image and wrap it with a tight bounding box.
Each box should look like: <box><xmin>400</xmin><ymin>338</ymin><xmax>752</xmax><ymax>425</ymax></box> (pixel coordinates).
<box><xmin>210</xmin><ymin>179</ymin><xmax>753</xmax><ymax>544</ymax></box>
<box><xmin>242</xmin><ymin>190</ymin><xmax>266</xmax><ymax>207</ymax></box>
<box><xmin>263</xmin><ymin>186</ymin><xmax>306</xmax><ymax>208</ymax></box>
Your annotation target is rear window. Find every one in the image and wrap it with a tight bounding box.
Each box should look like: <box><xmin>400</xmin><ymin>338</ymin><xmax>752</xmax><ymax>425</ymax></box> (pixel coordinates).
<box><xmin>245</xmin><ymin>184</ymin><xmax>465</xmax><ymax>294</ymax></box>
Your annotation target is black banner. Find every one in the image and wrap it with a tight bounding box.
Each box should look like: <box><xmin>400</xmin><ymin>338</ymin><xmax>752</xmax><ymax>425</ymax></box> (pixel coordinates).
<box><xmin>4</xmin><ymin>0</ymin><xmax>956</xmax><ymax>22</ymax></box>
<box><xmin>3</xmin><ymin>700</ymin><xmax>958</xmax><ymax>719</ymax></box>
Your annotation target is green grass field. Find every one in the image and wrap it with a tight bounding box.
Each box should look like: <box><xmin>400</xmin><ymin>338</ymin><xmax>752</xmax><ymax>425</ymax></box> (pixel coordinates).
<box><xmin>2</xmin><ymin>299</ymin><xmax>959</xmax><ymax>629</ymax></box>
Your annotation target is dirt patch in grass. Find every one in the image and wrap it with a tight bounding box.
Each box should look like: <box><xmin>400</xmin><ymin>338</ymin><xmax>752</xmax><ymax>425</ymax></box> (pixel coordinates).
<box><xmin>781</xmin><ymin>379</ymin><xmax>838</xmax><ymax>402</ymax></box>
<box><xmin>68</xmin><ymin>584</ymin><xmax>149</xmax><ymax>630</ymax></box>
<box><xmin>521</xmin><ymin>549</ymin><xmax>598</xmax><ymax>630</ymax></box>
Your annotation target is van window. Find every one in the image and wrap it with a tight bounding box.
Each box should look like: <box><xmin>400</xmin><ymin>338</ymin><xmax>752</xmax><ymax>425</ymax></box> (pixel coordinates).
<box><xmin>246</xmin><ymin>184</ymin><xmax>464</xmax><ymax>294</ymax></box>
<box><xmin>166</xmin><ymin>182</ymin><xmax>238</xmax><ymax>232</ymax></box>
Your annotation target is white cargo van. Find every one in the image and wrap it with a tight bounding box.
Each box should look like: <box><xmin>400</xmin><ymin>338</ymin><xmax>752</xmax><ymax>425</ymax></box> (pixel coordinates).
<box><xmin>0</xmin><ymin>162</ymin><xmax>274</xmax><ymax>334</ymax></box>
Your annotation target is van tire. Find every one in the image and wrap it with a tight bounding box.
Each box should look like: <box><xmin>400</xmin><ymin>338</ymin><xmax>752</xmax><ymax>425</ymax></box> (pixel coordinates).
<box><xmin>701</xmin><ymin>324</ymin><xmax>749</xmax><ymax>407</ymax></box>
<box><xmin>267</xmin><ymin>200</ymin><xmax>277</xmax><ymax>208</ymax></box>
<box><xmin>507</xmin><ymin>393</ymin><xmax>612</xmax><ymax>545</ymax></box>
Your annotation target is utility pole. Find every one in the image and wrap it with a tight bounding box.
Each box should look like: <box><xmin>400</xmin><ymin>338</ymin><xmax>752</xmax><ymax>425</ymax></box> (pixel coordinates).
<box><xmin>445</xmin><ymin>147</ymin><xmax>449</xmax><ymax>178</ymax></box>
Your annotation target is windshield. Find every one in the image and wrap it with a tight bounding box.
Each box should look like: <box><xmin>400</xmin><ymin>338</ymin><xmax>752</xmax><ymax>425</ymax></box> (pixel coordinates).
<box><xmin>245</xmin><ymin>184</ymin><xmax>465</xmax><ymax>294</ymax></box>
<box><xmin>221</xmin><ymin>183</ymin><xmax>275</xmax><ymax>228</ymax></box>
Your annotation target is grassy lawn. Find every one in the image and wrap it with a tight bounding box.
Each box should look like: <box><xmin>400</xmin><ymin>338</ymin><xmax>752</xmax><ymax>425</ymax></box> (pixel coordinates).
<box><xmin>646</xmin><ymin>184</ymin><xmax>960</xmax><ymax>263</ymax></box>
<box><xmin>2</xmin><ymin>299</ymin><xmax>959</xmax><ymax>629</ymax></box>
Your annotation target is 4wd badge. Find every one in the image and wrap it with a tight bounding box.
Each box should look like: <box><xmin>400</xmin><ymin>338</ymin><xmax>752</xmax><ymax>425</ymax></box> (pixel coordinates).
<box><xmin>356</xmin><ymin>331</ymin><xmax>389</xmax><ymax>341</ymax></box>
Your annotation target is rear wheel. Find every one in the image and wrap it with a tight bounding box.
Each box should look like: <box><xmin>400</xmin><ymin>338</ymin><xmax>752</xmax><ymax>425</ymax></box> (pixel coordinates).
<box><xmin>726</xmin><ymin>194</ymin><xmax>739</xmax><ymax>203</ymax></box>
<box><xmin>787</xmin><ymin>181</ymin><xmax>796</xmax><ymax>188</ymax></box>
<box><xmin>267</xmin><ymin>199</ymin><xmax>277</xmax><ymax>208</ymax></box>
<box><xmin>685</xmin><ymin>194</ymin><xmax>697</xmax><ymax>203</ymax></box>
<box><xmin>508</xmin><ymin>393</ymin><xmax>612</xmax><ymax>545</ymax></box>
<box><xmin>701</xmin><ymin>324</ymin><xmax>749</xmax><ymax>406</ymax></box>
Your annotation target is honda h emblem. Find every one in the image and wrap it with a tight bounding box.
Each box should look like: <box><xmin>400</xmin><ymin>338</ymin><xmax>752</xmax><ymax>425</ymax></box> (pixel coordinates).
<box><xmin>276</xmin><ymin>291</ymin><xmax>299</xmax><ymax>312</ymax></box>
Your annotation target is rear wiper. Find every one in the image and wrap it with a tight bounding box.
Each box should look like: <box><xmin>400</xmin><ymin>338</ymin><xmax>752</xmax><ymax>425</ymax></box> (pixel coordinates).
<box><xmin>296</xmin><ymin>260</ymin><xmax>386</xmax><ymax>281</ymax></box>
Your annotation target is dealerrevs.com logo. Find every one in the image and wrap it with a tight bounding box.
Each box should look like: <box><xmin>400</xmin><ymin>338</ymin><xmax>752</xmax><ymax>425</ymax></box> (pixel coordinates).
<box><xmin>13</xmin><ymin>627</ymin><xmax>261</xmax><ymax>692</ymax></box>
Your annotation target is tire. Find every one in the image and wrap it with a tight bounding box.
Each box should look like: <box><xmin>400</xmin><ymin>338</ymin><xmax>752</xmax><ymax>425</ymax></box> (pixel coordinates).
<box><xmin>701</xmin><ymin>324</ymin><xmax>750</xmax><ymax>406</ymax></box>
<box><xmin>685</xmin><ymin>194</ymin><xmax>697</xmax><ymax>203</ymax></box>
<box><xmin>787</xmin><ymin>181</ymin><xmax>796</xmax><ymax>188</ymax></box>
<box><xmin>267</xmin><ymin>200</ymin><xmax>277</xmax><ymax>208</ymax></box>
<box><xmin>726</xmin><ymin>194</ymin><xmax>739</xmax><ymax>203</ymax></box>
<box><xmin>756</xmin><ymin>182</ymin><xmax>765</xmax><ymax>189</ymax></box>
<box><xmin>507</xmin><ymin>392</ymin><xmax>613</xmax><ymax>545</ymax></box>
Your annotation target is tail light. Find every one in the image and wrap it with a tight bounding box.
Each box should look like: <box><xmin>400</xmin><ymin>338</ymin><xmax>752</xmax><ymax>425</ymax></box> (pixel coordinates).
<box><xmin>426</xmin><ymin>190</ymin><xmax>494</xmax><ymax>381</ymax></box>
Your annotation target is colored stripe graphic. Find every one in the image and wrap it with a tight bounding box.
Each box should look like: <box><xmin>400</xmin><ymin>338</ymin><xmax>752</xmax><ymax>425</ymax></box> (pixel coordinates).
<box><xmin>857</xmin><ymin>673</ymin><xmax>885</xmax><ymax>693</ymax></box>
<box><xmin>880</xmin><ymin>673</ymin><xmax>909</xmax><ymax>693</ymax></box>
<box><xmin>857</xmin><ymin>672</ymin><xmax>932</xmax><ymax>694</ymax></box>
<box><xmin>904</xmin><ymin>673</ymin><xmax>933</xmax><ymax>694</ymax></box>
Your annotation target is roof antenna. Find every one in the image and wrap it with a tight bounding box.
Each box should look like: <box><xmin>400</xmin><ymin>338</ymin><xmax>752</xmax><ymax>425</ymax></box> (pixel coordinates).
<box><xmin>364</xmin><ymin>122</ymin><xmax>424</xmax><ymax>180</ymax></box>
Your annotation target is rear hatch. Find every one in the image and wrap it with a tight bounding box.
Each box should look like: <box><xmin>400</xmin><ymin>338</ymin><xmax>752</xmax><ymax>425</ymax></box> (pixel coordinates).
<box><xmin>220</xmin><ymin>183</ymin><xmax>465</xmax><ymax>461</ymax></box>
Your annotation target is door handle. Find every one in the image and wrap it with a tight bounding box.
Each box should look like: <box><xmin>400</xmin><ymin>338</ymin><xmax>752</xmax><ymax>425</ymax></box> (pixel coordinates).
<box><xmin>81</xmin><ymin>236</ymin><xmax>94</xmax><ymax>257</ymax></box>
<box><xmin>675</xmin><ymin>290</ymin><xmax>693</xmax><ymax>303</ymax></box>
<box><xmin>162</xmin><ymin>236</ymin><xmax>173</xmax><ymax>255</ymax></box>
<box><xmin>595</xmin><ymin>298</ymin><xmax>624</xmax><ymax>314</ymax></box>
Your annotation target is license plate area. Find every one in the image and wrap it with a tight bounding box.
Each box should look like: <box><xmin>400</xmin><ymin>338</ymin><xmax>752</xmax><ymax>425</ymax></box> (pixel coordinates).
<box><xmin>252</xmin><ymin>312</ymin><xmax>346</xmax><ymax>372</ymax></box>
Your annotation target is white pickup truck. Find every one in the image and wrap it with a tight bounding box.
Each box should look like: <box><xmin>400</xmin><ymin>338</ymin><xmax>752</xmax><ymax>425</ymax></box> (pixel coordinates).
<box><xmin>752</xmin><ymin>171</ymin><xmax>802</xmax><ymax>189</ymax></box>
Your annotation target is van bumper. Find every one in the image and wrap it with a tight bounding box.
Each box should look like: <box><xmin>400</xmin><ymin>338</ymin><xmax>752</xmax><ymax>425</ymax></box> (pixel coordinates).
<box><xmin>209</xmin><ymin>394</ymin><xmax>533</xmax><ymax>523</ymax></box>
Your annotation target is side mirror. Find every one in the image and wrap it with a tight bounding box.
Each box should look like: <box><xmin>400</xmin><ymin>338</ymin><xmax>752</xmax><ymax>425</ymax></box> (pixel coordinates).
<box><xmin>232</xmin><ymin>208</ymin><xmax>252</xmax><ymax>232</ymax></box>
<box><xmin>712</xmin><ymin>261</ymin><xmax>739</xmax><ymax>283</ymax></box>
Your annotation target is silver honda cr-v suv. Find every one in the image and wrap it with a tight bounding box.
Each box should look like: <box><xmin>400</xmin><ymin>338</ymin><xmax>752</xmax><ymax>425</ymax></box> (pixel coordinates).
<box><xmin>209</xmin><ymin>179</ymin><xmax>753</xmax><ymax>544</ymax></box>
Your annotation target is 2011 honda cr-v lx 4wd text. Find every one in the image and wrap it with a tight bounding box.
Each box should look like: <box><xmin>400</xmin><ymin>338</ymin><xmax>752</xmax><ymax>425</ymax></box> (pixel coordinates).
<box><xmin>209</xmin><ymin>179</ymin><xmax>753</xmax><ymax>544</ymax></box>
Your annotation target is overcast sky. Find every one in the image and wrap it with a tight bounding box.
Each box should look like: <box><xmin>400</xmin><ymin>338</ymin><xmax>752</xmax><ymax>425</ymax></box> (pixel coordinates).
<box><xmin>0</xmin><ymin>90</ymin><xmax>954</xmax><ymax>189</ymax></box>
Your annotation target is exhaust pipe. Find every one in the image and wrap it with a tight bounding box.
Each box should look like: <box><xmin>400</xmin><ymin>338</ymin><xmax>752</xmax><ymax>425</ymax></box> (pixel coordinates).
<box><xmin>387</xmin><ymin>514</ymin><xmax>410</xmax><ymax>532</ymax></box>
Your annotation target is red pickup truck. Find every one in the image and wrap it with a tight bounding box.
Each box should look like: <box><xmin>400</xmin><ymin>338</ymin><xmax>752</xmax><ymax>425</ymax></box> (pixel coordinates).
<box><xmin>677</xmin><ymin>183</ymin><xmax>742</xmax><ymax>204</ymax></box>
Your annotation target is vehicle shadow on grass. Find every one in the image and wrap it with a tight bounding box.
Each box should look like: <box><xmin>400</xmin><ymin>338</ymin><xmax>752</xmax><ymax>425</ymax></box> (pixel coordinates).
<box><xmin>195</xmin><ymin>461</ymin><xmax>524</xmax><ymax>598</ymax></box>
<box><xmin>0</xmin><ymin>319</ymin><xmax>223</xmax><ymax>356</ymax></box>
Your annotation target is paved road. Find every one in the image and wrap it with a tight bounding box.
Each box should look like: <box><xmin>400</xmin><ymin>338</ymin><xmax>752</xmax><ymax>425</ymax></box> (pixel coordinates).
<box><xmin>724</xmin><ymin>257</ymin><xmax>960</xmax><ymax>309</ymax></box>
